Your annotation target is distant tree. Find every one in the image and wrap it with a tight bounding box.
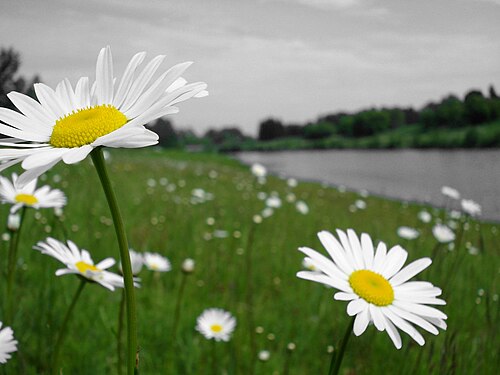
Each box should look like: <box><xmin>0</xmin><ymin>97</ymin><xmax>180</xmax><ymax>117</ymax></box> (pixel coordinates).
<box><xmin>386</xmin><ymin>108</ymin><xmax>405</xmax><ymax>129</ymax></box>
<box><xmin>403</xmin><ymin>108</ymin><xmax>419</xmax><ymax>124</ymax></box>
<box><xmin>337</xmin><ymin>115</ymin><xmax>354</xmax><ymax>137</ymax></box>
<box><xmin>303</xmin><ymin>121</ymin><xmax>335</xmax><ymax>139</ymax></box>
<box><xmin>146</xmin><ymin>117</ymin><xmax>178</xmax><ymax>148</ymax></box>
<box><xmin>351</xmin><ymin>110</ymin><xmax>390</xmax><ymax>137</ymax></box>
<box><xmin>205</xmin><ymin>127</ymin><xmax>246</xmax><ymax>145</ymax></box>
<box><xmin>284</xmin><ymin>124</ymin><xmax>304</xmax><ymax>137</ymax></box>
<box><xmin>489</xmin><ymin>85</ymin><xmax>498</xmax><ymax>99</ymax></box>
<box><xmin>258</xmin><ymin>118</ymin><xmax>285</xmax><ymax>141</ymax></box>
<box><xmin>0</xmin><ymin>47</ymin><xmax>39</xmax><ymax>110</ymax></box>
<box><xmin>464</xmin><ymin>90</ymin><xmax>490</xmax><ymax>124</ymax></box>
<box><xmin>434</xmin><ymin>95</ymin><xmax>465</xmax><ymax>128</ymax></box>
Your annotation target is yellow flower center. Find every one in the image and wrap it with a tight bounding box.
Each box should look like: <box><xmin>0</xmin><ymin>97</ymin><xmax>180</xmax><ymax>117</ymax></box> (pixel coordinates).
<box><xmin>349</xmin><ymin>270</ymin><xmax>394</xmax><ymax>306</ymax></box>
<box><xmin>50</xmin><ymin>105</ymin><xmax>127</xmax><ymax>148</ymax></box>
<box><xmin>15</xmin><ymin>193</ymin><xmax>38</xmax><ymax>205</ymax></box>
<box><xmin>210</xmin><ymin>324</ymin><xmax>223</xmax><ymax>333</ymax></box>
<box><xmin>15</xmin><ymin>194</ymin><xmax>38</xmax><ymax>206</ymax></box>
<box><xmin>75</xmin><ymin>261</ymin><xmax>100</xmax><ymax>274</ymax></box>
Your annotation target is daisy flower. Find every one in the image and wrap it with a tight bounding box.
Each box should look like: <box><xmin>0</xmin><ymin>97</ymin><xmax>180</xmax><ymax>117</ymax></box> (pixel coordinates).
<box><xmin>0</xmin><ymin>173</ymin><xmax>66</xmax><ymax>213</ymax></box>
<box><xmin>432</xmin><ymin>224</ymin><xmax>456</xmax><ymax>243</ymax></box>
<box><xmin>119</xmin><ymin>249</ymin><xmax>143</xmax><ymax>276</ymax></box>
<box><xmin>34</xmin><ymin>237</ymin><xmax>134</xmax><ymax>291</ymax></box>
<box><xmin>196</xmin><ymin>308</ymin><xmax>236</xmax><ymax>342</ymax></box>
<box><xmin>441</xmin><ymin>186</ymin><xmax>460</xmax><ymax>200</ymax></box>
<box><xmin>461</xmin><ymin>199</ymin><xmax>481</xmax><ymax>217</ymax></box>
<box><xmin>0</xmin><ymin>322</ymin><xmax>17</xmax><ymax>364</ymax></box>
<box><xmin>397</xmin><ymin>226</ymin><xmax>419</xmax><ymax>240</ymax></box>
<box><xmin>0</xmin><ymin>46</ymin><xmax>207</xmax><ymax>186</ymax></box>
<box><xmin>143</xmin><ymin>252</ymin><xmax>171</xmax><ymax>272</ymax></box>
<box><xmin>251</xmin><ymin>163</ymin><xmax>267</xmax><ymax>178</ymax></box>
<box><xmin>418</xmin><ymin>211</ymin><xmax>432</xmax><ymax>223</ymax></box>
<box><xmin>297</xmin><ymin>229</ymin><xmax>447</xmax><ymax>349</ymax></box>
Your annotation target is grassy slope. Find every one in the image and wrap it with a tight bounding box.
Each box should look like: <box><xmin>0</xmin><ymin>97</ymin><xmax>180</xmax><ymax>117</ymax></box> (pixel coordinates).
<box><xmin>1</xmin><ymin>149</ymin><xmax>498</xmax><ymax>374</ymax></box>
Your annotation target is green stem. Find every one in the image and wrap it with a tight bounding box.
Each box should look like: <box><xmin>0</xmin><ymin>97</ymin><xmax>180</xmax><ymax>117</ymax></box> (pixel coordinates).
<box><xmin>117</xmin><ymin>289</ymin><xmax>126</xmax><ymax>375</ymax></box>
<box><xmin>328</xmin><ymin>317</ymin><xmax>355</xmax><ymax>375</ymax></box>
<box><xmin>244</xmin><ymin>223</ymin><xmax>257</xmax><ymax>375</ymax></box>
<box><xmin>52</xmin><ymin>279</ymin><xmax>86</xmax><ymax>375</ymax></box>
<box><xmin>172</xmin><ymin>273</ymin><xmax>188</xmax><ymax>339</ymax></box>
<box><xmin>5</xmin><ymin>207</ymin><xmax>27</xmax><ymax>322</ymax></box>
<box><xmin>91</xmin><ymin>148</ymin><xmax>138</xmax><ymax>375</ymax></box>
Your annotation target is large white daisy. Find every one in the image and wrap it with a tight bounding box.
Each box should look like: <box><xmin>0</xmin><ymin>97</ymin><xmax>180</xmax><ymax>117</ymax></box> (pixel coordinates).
<box><xmin>0</xmin><ymin>46</ymin><xmax>207</xmax><ymax>186</ymax></box>
<box><xmin>0</xmin><ymin>173</ymin><xmax>66</xmax><ymax>213</ymax></box>
<box><xmin>34</xmin><ymin>237</ymin><xmax>137</xmax><ymax>291</ymax></box>
<box><xmin>297</xmin><ymin>229</ymin><xmax>447</xmax><ymax>349</ymax></box>
<box><xmin>196</xmin><ymin>308</ymin><xmax>236</xmax><ymax>342</ymax></box>
<box><xmin>0</xmin><ymin>322</ymin><xmax>17</xmax><ymax>364</ymax></box>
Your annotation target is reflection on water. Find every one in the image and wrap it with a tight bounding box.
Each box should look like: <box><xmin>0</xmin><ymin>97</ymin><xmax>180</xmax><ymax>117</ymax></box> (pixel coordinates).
<box><xmin>234</xmin><ymin>149</ymin><xmax>500</xmax><ymax>221</ymax></box>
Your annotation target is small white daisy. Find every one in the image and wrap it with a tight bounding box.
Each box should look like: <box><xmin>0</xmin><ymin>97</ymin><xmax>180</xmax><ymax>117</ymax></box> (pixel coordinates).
<box><xmin>0</xmin><ymin>46</ymin><xmax>207</xmax><ymax>186</ymax></box>
<box><xmin>181</xmin><ymin>258</ymin><xmax>195</xmax><ymax>274</ymax></box>
<box><xmin>441</xmin><ymin>186</ymin><xmax>460</xmax><ymax>200</ymax></box>
<box><xmin>119</xmin><ymin>249</ymin><xmax>143</xmax><ymax>276</ymax></box>
<box><xmin>34</xmin><ymin>237</ymin><xmax>133</xmax><ymax>291</ymax></box>
<box><xmin>258</xmin><ymin>350</ymin><xmax>270</xmax><ymax>361</ymax></box>
<box><xmin>417</xmin><ymin>211</ymin><xmax>432</xmax><ymax>223</ymax></box>
<box><xmin>296</xmin><ymin>200</ymin><xmax>309</xmax><ymax>215</ymax></box>
<box><xmin>143</xmin><ymin>252</ymin><xmax>171</xmax><ymax>272</ymax></box>
<box><xmin>354</xmin><ymin>200</ymin><xmax>366</xmax><ymax>210</ymax></box>
<box><xmin>196</xmin><ymin>308</ymin><xmax>236</xmax><ymax>342</ymax></box>
<box><xmin>432</xmin><ymin>224</ymin><xmax>456</xmax><ymax>243</ymax></box>
<box><xmin>265</xmin><ymin>196</ymin><xmax>282</xmax><ymax>209</ymax></box>
<box><xmin>287</xmin><ymin>178</ymin><xmax>298</xmax><ymax>188</ymax></box>
<box><xmin>397</xmin><ymin>226</ymin><xmax>419</xmax><ymax>240</ymax></box>
<box><xmin>461</xmin><ymin>199</ymin><xmax>481</xmax><ymax>217</ymax></box>
<box><xmin>251</xmin><ymin>163</ymin><xmax>267</xmax><ymax>178</ymax></box>
<box><xmin>0</xmin><ymin>173</ymin><xmax>66</xmax><ymax>213</ymax></box>
<box><xmin>0</xmin><ymin>322</ymin><xmax>17</xmax><ymax>364</ymax></box>
<box><xmin>297</xmin><ymin>229</ymin><xmax>447</xmax><ymax>349</ymax></box>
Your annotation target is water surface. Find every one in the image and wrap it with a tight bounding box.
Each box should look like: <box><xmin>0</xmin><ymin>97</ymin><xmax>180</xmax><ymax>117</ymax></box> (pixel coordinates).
<box><xmin>234</xmin><ymin>149</ymin><xmax>500</xmax><ymax>221</ymax></box>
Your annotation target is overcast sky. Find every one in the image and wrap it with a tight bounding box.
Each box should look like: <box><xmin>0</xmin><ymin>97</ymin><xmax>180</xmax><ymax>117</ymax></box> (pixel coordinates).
<box><xmin>1</xmin><ymin>0</ymin><xmax>499</xmax><ymax>135</ymax></box>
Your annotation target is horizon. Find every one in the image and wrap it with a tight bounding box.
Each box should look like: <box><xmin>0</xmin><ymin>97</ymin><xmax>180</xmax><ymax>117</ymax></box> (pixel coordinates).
<box><xmin>1</xmin><ymin>0</ymin><xmax>499</xmax><ymax>136</ymax></box>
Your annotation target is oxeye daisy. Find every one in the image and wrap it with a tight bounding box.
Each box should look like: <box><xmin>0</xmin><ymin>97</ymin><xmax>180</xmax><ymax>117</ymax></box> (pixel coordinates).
<box><xmin>297</xmin><ymin>229</ymin><xmax>447</xmax><ymax>349</ymax></box>
<box><xmin>432</xmin><ymin>224</ymin><xmax>456</xmax><ymax>243</ymax></box>
<box><xmin>460</xmin><ymin>199</ymin><xmax>481</xmax><ymax>217</ymax></box>
<box><xmin>119</xmin><ymin>249</ymin><xmax>144</xmax><ymax>276</ymax></box>
<box><xmin>196</xmin><ymin>308</ymin><xmax>236</xmax><ymax>342</ymax></box>
<box><xmin>143</xmin><ymin>252</ymin><xmax>171</xmax><ymax>272</ymax></box>
<box><xmin>34</xmin><ymin>237</ymin><xmax>136</xmax><ymax>291</ymax></box>
<box><xmin>0</xmin><ymin>173</ymin><xmax>66</xmax><ymax>213</ymax></box>
<box><xmin>0</xmin><ymin>322</ymin><xmax>17</xmax><ymax>364</ymax></box>
<box><xmin>0</xmin><ymin>46</ymin><xmax>207</xmax><ymax>186</ymax></box>
<box><xmin>397</xmin><ymin>226</ymin><xmax>419</xmax><ymax>240</ymax></box>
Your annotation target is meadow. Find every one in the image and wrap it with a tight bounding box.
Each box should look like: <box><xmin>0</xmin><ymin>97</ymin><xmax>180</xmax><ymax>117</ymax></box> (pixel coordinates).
<box><xmin>1</xmin><ymin>148</ymin><xmax>498</xmax><ymax>374</ymax></box>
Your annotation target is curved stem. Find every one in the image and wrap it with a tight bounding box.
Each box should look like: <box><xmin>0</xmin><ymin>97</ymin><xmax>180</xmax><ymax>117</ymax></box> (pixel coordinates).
<box><xmin>328</xmin><ymin>317</ymin><xmax>354</xmax><ymax>375</ymax></box>
<box><xmin>117</xmin><ymin>289</ymin><xmax>126</xmax><ymax>375</ymax></box>
<box><xmin>91</xmin><ymin>148</ymin><xmax>138</xmax><ymax>375</ymax></box>
<box><xmin>52</xmin><ymin>279</ymin><xmax>86</xmax><ymax>375</ymax></box>
<box><xmin>5</xmin><ymin>207</ymin><xmax>27</xmax><ymax>322</ymax></box>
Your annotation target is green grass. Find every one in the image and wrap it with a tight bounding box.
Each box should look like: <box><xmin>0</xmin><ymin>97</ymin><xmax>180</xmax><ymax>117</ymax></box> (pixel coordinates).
<box><xmin>1</xmin><ymin>148</ymin><xmax>498</xmax><ymax>374</ymax></box>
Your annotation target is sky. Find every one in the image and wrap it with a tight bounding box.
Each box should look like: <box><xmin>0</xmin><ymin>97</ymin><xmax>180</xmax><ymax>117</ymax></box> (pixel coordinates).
<box><xmin>1</xmin><ymin>0</ymin><xmax>499</xmax><ymax>136</ymax></box>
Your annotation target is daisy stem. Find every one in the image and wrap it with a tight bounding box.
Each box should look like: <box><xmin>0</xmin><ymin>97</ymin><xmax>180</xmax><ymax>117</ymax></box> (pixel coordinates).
<box><xmin>328</xmin><ymin>316</ymin><xmax>355</xmax><ymax>375</ymax></box>
<box><xmin>117</xmin><ymin>289</ymin><xmax>126</xmax><ymax>375</ymax></box>
<box><xmin>52</xmin><ymin>279</ymin><xmax>86</xmax><ymax>374</ymax></box>
<box><xmin>91</xmin><ymin>147</ymin><xmax>138</xmax><ymax>375</ymax></box>
<box><xmin>5</xmin><ymin>206</ymin><xmax>27</xmax><ymax>323</ymax></box>
<box><xmin>172</xmin><ymin>272</ymin><xmax>188</xmax><ymax>340</ymax></box>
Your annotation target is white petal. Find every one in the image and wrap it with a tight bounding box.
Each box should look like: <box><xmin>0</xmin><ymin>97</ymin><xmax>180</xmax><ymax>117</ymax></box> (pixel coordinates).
<box><xmin>382</xmin><ymin>307</ymin><xmax>425</xmax><ymax>346</ymax></box>
<box><xmin>380</xmin><ymin>246</ymin><xmax>408</xmax><ymax>279</ymax></box>
<box><xmin>296</xmin><ymin>271</ymin><xmax>352</xmax><ymax>292</ymax></box>
<box><xmin>390</xmin><ymin>258</ymin><xmax>432</xmax><ymax>286</ymax></box>
<box><xmin>381</xmin><ymin>314</ymin><xmax>402</xmax><ymax>349</ymax></box>
<box><xmin>347</xmin><ymin>298</ymin><xmax>368</xmax><ymax>316</ymax></box>
<box><xmin>113</xmin><ymin>52</ymin><xmax>147</xmax><ymax>108</ymax></box>
<box><xmin>369</xmin><ymin>304</ymin><xmax>385</xmax><ymax>331</ymax></box>
<box><xmin>393</xmin><ymin>301</ymin><xmax>447</xmax><ymax>320</ymax></box>
<box><xmin>387</xmin><ymin>305</ymin><xmax>439</xmax><ymax>335</ymax></box>
<box><xmin>334</xmin><ymin>292</ymin><xmax>358</xmax><ymax>301</ymax></box>
<box><xmin>360</xmin><ymin>232</ymin><xmax>374</xmax><ymax>269</ymax></box>
<box><xmin>347</xmin><ymin>229</ymin><xmax>365</xmax><ymax>269</ymax></box>
<box><xmin>61</xmin><ymin>145</ymin><xmax>93</xmax><ymax>164</ymax></box>
<box><xmin>353</xmin><ymin>309</ymin><xmax>370</xmax><ymax>336</ymax></box>
<box><xmin>22</xmin><ymin>148</ymin><xmax>67</xmax><ymax>170</ymax></box>
<box><xmin>372</xmin><ymin>241</ymin><xmax>387</xmax><ymax>272</ymax></box>
<box><xmin>95</xmin><ymin>46</ymin><xmax>114</xmax><ymax>105</ymax></box>
<box><xmin>298</xmin><ymin>246</ymin><xmax>348</xmax><ymax>281</ymax></box>
<box><xmin>318</xmin><ymin>230</ymin><xmax>354</xmax><ymax>275</ymax></box>
<box><xmin>34</xmin><ymin>83</ymin><xmax>67</xmax><ymax>119</ymax></box>
<box><xmin>75</xmin><ymin>77</ymin><xmax>91</xmax><ymax>108</ymax></box>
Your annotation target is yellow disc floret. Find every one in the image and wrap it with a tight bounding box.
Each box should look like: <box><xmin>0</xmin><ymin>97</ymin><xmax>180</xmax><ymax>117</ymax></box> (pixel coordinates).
<box><xmin>349</xmin><ymin>270</ymin><xmax>394</xmax><ymax>306</ymax></box>
<box><xmin>50</xmin><ymin>105</ymin><xmax>127</xmax><ymax>148</ymax></box>
<box><xmin>210</xmin><ymin>324</ymin><xmax>223</xmax><ymax>333</ymax></box>
<box><xmin>15</xmin><ymin>193</ymin><xmax>38</xmax><ymax>205</ymax></box>
<box><xmin>76</xmin><ymin>261</ymin><xmax>100</xmax><ymax>274</ymax></box>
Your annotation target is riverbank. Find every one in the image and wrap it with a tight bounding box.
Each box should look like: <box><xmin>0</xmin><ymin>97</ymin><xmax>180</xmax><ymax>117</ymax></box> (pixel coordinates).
<box><xmin>219</xmin><ymin>121</ymin><xmax>500</xmax><ymax>152</ymax></box>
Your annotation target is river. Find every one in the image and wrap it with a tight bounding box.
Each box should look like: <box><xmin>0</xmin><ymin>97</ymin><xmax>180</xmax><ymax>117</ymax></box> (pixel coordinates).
<box><xmin>234</xmin><ymin>149</ymin><xmax>500</xmax><ymax>221</ymax></box>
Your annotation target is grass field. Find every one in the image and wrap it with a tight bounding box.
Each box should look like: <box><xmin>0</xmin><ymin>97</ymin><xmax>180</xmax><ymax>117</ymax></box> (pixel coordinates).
<box><xmin>1</xmin><ymin>148</ymin><xmax>498</xmax><ymax>374</ymax></box>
